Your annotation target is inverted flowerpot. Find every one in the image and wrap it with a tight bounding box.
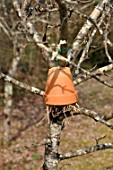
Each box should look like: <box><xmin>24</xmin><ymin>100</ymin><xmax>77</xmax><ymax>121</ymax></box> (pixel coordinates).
<box><xmin>43</xmin><ymin>67</ymin><xmax>78</xmax><ymax>106</ymax></box>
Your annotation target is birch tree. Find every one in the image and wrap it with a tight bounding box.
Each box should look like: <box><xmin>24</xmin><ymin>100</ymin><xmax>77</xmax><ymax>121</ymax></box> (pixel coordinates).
<box><xmin>0</xmin><ymin>0</ymin><xmax>113</xmax><ymax>169</ymax></box>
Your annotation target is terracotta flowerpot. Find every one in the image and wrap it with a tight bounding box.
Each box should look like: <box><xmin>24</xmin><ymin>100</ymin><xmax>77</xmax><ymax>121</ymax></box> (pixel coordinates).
<box><xmin>43</xmin><ymin>67</ymin><xmax>78</xmax><ymax>105</ymax></box>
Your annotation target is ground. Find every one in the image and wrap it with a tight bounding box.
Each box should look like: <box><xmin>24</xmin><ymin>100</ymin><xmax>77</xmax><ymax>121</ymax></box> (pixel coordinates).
<box><xmin>0</xmin><ymin>77</ymin><xmax>113</xmax><ymax>170</ymax></box>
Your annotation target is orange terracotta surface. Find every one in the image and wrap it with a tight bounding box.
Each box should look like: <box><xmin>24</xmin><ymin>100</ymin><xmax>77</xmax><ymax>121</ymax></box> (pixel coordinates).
<box><xmin>43</xmin><ymin>67</ymin><xmax>78</xmax><ymax>105</ymax></box>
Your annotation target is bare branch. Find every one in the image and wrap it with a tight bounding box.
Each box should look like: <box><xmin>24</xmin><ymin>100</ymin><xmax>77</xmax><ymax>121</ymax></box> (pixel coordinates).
<box><xmin>71</xmin><ymin>0</ymin><xmax>109</xmax><ymax>57</ymax></box>
<box><xmin>63</xmin><ymin>0</ymin><xmax>112</xmax><ymax>73</ymax></box>
<box><xmin>77</xmin><ymin>8</ymin><xmax>106</xmax><ymax>69</ymax></box>
<box><xmin>12</xmin><ymin>0</ymin><xmax>51</xmax><ymax>61</ymax></box>
<box><xmin>46</xmin><ymin>106</ymin><xmax>113</xmax><ymax>130</ymax></box>
<box><xmin>0</xmin><ymin>17</ymin><xmax>12</xmax><ymax>38</ymax></box>
<box><xmin>64</xmin><ymin>0</ymin><xmax>78</xmax><ymax>4</ymax></box>
<box><xmin>93</xmin><ymin>76</ymin><xmax>113</xmax><ymax>88</ymax></box>
<box><xmin>52</xmin><ymin>53</ymin><xmax>113</xmax><ymax>88</ymax></box>
<box><xmin>12</xmin><ymin>0</ymin><xmax>22</xmax><ymax>17</ymax></box>
<box><xmin>70</xmin><ymin>107</ymin><xmax>113</xmax><ymax>130</ymax></box>
<box><xmin>59</xmin><ymin>142</ymin><xmax>113</xmax><ymax>160</ymax></box>
<box><xmin>73</xmin><ymin>63</ymin><xmax>113</xmax><ymax>85</ymax></box>
<box><xmin>21</xmin><ymin>0</ymin><xmax>28</xmax><ymax>16</ymax></box>
<box><xmin>0</xmin><ymin>72</ymin><xmax>44</xmax><ymax>96</ymax></box>
<box><xmin>95</xmin><ymin>135</ymin><xmax>106</xmax><ymax>145</ymax></box>
<box><xmin>103</xmin><ymin>6</ymin><xmax>112</xmax><ymax>62</ymax></box>
<box><xmin>0</xmin><ymin>21</ymin><xmax>12</xmax><ymax>40</ymax></box>
<box><xmin>80</xmin><ymin>0</ymin><xmax>100</xmax><ymax>10</ymax></box>
<box><xmin>55</xmin><ymin>0</ymin><xmax>69</xmax><ymax>66</ymax></box>
<box><xmin>78</xmin><ymin>0</ymin><xmax>93</xmax><ymax>3</ymax></box>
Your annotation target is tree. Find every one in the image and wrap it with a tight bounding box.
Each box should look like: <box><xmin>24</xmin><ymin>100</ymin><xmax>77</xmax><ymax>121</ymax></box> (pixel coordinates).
<box><xmin>0</xmin><ymin>0</ymin><xmax>28</xmax><ymax>144</ymax></box>
<box><xmin>0</xmin><ymin>0</ymin><xmax>113</xmax><ymax>169</ymax></box>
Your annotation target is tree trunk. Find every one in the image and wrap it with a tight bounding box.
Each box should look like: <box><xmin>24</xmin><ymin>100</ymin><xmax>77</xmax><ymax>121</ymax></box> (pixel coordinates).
<box><xmin>43</xmin><ymin>107</ymin><xmax>64</xmax><ymax>170</ymax></box>
<box><xmin>3</xmin><ymin>41</ymin><xmax>24</xmax><ymax>145</ymax></box>
<box><xmin>3</xmin><ymin>82</ymin><xmax>13</xmax><ymax>144</ymax></box>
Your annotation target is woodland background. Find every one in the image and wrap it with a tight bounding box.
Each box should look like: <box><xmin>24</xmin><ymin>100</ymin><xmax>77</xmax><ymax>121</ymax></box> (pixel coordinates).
<box><xmin>0</xmin><ymin>0</ymin><xmax>113</xmax><ymax>170</ymax></box>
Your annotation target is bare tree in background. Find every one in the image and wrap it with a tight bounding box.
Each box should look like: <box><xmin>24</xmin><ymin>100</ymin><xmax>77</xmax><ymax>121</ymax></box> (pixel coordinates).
<box><xmin>0</xmin><ymin>1</ymin><xmax>28</xmax><ymax>144</ymax></box>
<box><xmin>0</xmin><ymin>0</ymin><xmax>113</xmax><ymax>169</ymax></box>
